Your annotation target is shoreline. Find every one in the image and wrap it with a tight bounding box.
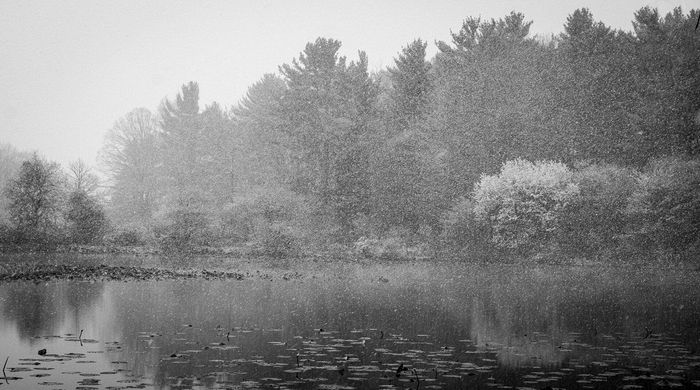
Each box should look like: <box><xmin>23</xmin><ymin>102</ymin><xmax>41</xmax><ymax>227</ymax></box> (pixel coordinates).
<box><xmin>1</xmin><ymin>249</ymin><xmax>697</xmax><ymax>283</ymax></box>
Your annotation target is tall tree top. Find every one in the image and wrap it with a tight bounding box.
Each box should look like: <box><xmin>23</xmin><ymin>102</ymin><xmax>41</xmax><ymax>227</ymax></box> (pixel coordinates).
<box><xmin>159</xmin><ymin>81</ymin><xmax>202</xmax><ymax>145</ymax></box>
<box><xmin>564</xmin><ymin>8</ymin><xmax>594</xmax><ymax>37</ymax></box>
<box><xmin>233</xmin><ymin>74</ymin><xmax>287</xmax><ymax>121</ymax></box>
<box><xmin>442</xmin><ymin>12</ymin><xmax>534</xmax><ymax>53</ymax></box>
<box><xmin>388</xmin><ymin>39</ymin><xmax>431</xmax><ymax>131</ymax></box>
<box><xmin>280</xmin><ymin>38</ymin><xmax>346</xmax><ymax>85</ymax></box>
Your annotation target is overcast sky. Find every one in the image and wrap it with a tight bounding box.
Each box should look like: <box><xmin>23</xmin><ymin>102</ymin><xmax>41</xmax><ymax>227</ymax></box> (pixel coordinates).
<box><xmin>0</xmin><ymin>0</ymin><xmax>691</xmax><ymax>169</ymax></box>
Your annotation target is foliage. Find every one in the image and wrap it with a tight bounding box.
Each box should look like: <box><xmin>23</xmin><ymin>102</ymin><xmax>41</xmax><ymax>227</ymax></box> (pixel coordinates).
<box><xmin>251</xmin><ymin>220</ymin><xmax>299</xmax><ymax>258</ymax></box>
<box><xmin>370</xmin><ymin>131</ymin><xmax>447</xmax><ymax>233</ymax></box>
<box><xmin>2</xmin><ymin>7</ymin><xmax>689</xmax><ymax>260</ymax></box>
<box><xmin>625</xmin><ymin>157</ymin><xmax>700</xmax><ymax>256</ymax></box>
<box><xmin>441</xmin><ymin>197</ymin><xmax>491</xmax><ymax>255</ymax></box>
<box><xmin>105</xmin><ymin>228</ymin><xmax>146</xmax><ymax>247</ymax></box>
<box><xmin>245</xmin><ymin>188</ymin><xmax>314</xmax><ymax>257</ymax></box>
<box><xmin>558</xmin><ymin>163</ymin><xmax>638</xmax><ymax>256</ymax></box>
<box><xmin>3</xmin><ymin>154</ymin><xmax>66</xmax><ymax>245</ymax></box>
<box><xmin>159</xmin><ymin>82</ymin><xmax>207</xmax><ymax>202</ymax></box>
<box><xmin>233</xmin><ymin>74</ymin><xmax>293</xmax><ymax>187</ymax></box>
<box><xmin>66</xmin><ymin>190</ymin><xmax>107</xmax><ymax>244</ymax></box>
<box><xmin>353</xmin><ymin>227</ymin><xmax>430</xmax><ymax>260</ymax></box>
<box><xmin>213</xmin><ymin>187</ymin><xmax>331</xmax><ymax>256</ymax></box>
<box><xmin>278</xmin><ymin>38</ymin><xmax>378</xmax><ymax>204</ymax></box>
<box><xmin>430</xmin><ymin>12</ymin><xmax>559</xmax><ymax>198</ymax></box>
<box><xmin>156</xmin><ymin>208</ymin><xmax>212</xmax><ymax>250</ymax></box>
<box><xmin>473</xmin><ymin>159</ymin><xmax>579</xmax><ymax>253</ymax></box>
<box><xmin>387</xmin><ymin>39</ymin><xmax>432</xmax><ymax>132</ymax></box>
<box><xmin>0</xmin><ymin>143</ymin><xmax>32</xmax><ymax>223</ymax></box>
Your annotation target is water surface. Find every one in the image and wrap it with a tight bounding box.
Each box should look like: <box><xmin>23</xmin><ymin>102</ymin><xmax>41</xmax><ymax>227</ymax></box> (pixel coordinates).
<box><xmin>1</xmin><ymin>258</ymin><xmax>699</xmax><ymax>389</ymax></box>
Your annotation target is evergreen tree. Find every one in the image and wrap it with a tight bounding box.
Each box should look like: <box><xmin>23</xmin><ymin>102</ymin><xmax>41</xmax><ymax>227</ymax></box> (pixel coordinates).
<box><xmin>430</xmin><ymin>12</ymin><xmax>556</xmax><ymax>199</ymax></box>
<box><xmin>387</xmin><ymin>39</ymin><xmax>431</xmax><ymax>133</ymax></box>
<box><xmin>233</xmin><ymin>74</ymin><xmax>295</xmax><ymax>187</ymax></box>
<box><xmin>279</xmin><ymin>38</ymin><xmax>378</xmax><ymax>207</ymax></box>
<box><xmin>630</xmin><ymin>7</ymin><xmax>700</xmax><ymax>158</ymax></box>
<box><xmin>159</xmin><ymin>81</ymin><xmax>206</xmax><ymax>206</ymax></box>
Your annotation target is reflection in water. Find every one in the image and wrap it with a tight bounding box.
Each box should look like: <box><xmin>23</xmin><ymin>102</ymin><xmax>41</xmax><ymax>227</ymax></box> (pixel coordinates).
<box><xmin>1</xmin><ymin>260</ymin><xmax>699</xmax><ymax>388</ymax></box>
<box><xmin>1</xmin><ymin>281</ymin><xmax>104</xmax><ymax>340</ymax></box>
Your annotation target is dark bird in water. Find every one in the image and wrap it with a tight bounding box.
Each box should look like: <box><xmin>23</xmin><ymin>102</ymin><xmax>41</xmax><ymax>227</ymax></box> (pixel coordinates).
<box><xmin>38</xmin><ymin>349</ymin><xmax>47</xmax><ymax>356</ymax></box>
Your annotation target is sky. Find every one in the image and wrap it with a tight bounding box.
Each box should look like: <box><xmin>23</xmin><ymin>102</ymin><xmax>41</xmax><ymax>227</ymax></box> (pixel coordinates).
<box><xmin>0</xmin><ymin>0</ymin><xmax>692</xmax><ymax>169</ymax></box>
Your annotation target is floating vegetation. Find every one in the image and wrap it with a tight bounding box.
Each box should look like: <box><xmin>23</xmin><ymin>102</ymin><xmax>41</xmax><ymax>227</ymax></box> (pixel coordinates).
<box><xmin>2</xmin><ymin>261</ymin><xmax>700</xmax><ymax>388</ymax></box>
<box><xmin>0</xmin><ymin>263</ymin><xmax>248</xmax><ymax>282</ymax></box>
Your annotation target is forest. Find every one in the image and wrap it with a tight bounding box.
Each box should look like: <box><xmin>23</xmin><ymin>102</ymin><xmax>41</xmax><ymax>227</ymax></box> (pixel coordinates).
<box><xmin>1</xmin><ymin>7</ymin><xmax>698</xmax><ymax>262</ymax></box>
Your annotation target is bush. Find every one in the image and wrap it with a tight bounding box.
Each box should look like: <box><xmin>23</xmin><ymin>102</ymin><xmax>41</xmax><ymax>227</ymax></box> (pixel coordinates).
<box><xmin>156</xmin><ymin>209</ymin><xmax>212</xmax><ymax>250</ymax></box>
<box><xmin>210</xmin><ymin>197</ymin><xmax>256</xmax><ymax>245</ymax></box>
<box><xmin>441</xmin><ymin>197</ymin><xmax>491</xmax><ymax>255</ymax></box>
<box><xmin>66</xmin><ymin>190</ymin><xmax>107</xmax><ymax>244</ymax></box>
<box><xmin>473</xmin><ymin>159</ymin><xmax>579</xmax><ymax>254</ymax></box>
<box><xmin>353</xmin><ymin>226</ymin><xmax>430</xmax><ymax>260</ymax></box>
<box><xmin>221</xmin><ymin>187</ymin><xmax>324</xmax><ymax>257</ymax></box>
<box><xmin>105</xmin><ymin>228</ymin><xmax>146</xmax><ymax>246</ymax></box>
<box><xmin>558</xmin><ymin>163</ymin><xmax>638</xmax><ymax>256</ymax></box>
<box><xmin>625</xmin><ymin>156</ymin><xmax>700</xmax><ymax>257</ymax></box>
<box><xmin>251</xmin><ymin>219</ymin><xmax>299</xmax><ymax>257</ymax></box>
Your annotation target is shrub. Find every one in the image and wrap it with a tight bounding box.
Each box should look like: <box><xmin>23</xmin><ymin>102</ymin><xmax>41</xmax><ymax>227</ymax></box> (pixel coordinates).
<box><xmin>441</xmin><ymin>197</ymin><xmax>491</xmax><ymax>255</ymax></box>
<box><xmin>251</xmin><ymin>219</ymin><xmax>299</xmax><ymax>257</ymax></box>
<box><xmin>225</xmin><ymin>187</ymin><xmax>326</xmax><ymax>257</ymax></box>
<box><xmin>156</xmin><ymin>209</ymin><xmax>212</xmax><ymax>250</ymax></box>
<box><xmin>66</xmin><ymin>190</ymin><xmax>107</xmax><ymax>244</ymax></box>
<box><xmin>353</xmin><ymin>226</ymin><xmax>430</xmax><ymax>260</ymax></box>
<box><xmin>473</xmin><ymin>159</ymin><xmax>579</xmax><ymax>254</ymax></box>
<box><xmin>105</xmin><ymin>228</ymin><xmax>146</xmax><ymax>246</ymax></box>
<box><xmin>625</xmin><ymin>156</ymin><xmax>700</xmax><ymax>257</ymax></box>
<box><xmin>212</xmin><ymin>197</ymin><xmax>257</xmax><ymax>245</ymax></box>
<box><xmin>558</xmin><ymin>163</ymin><xmax>638</xmax><ymax>256</ymax></box>
<box><xmin>0</xmin><ymin>222</ymin><xmax>18</xmax><ymax>247</ymax></box>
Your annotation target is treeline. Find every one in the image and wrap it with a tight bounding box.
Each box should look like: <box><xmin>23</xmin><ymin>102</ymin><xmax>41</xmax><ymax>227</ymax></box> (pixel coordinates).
<box><xmin>1</xmin><ymin>7</ymin><xmax>698</xmax><ymax>260</ymax></box>
<box><xmin>0</xmin><ymin>151</ymin><xmax>106</xmax><ymax>249</ymax></box>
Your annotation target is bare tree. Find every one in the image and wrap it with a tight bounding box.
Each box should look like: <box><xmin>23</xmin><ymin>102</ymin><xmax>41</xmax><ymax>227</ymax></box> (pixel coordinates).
<box><xmin>68</xmin><ymin>159</ymin><xmax>99</xmax><ymax>195</ymax></box>
<box><xmin>99</xmin><ymin>108</ymin><xmax>162</xmax><ymax>225</ymax></box>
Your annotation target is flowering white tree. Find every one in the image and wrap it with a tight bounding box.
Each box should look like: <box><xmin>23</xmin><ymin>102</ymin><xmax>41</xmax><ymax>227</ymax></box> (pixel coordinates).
<box><xmin>473</xmin><ymin>159</ymin><xmax>579</xmax><ymax>252</ymax></box>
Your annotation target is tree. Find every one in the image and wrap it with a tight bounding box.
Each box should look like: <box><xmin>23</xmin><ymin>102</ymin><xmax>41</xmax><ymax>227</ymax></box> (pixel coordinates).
<box><xmin>0</xmin><ymin>143</ymin><xmax>32</xmax><ymax>223</ymax></box>
<box><xmin>233</xmin><ymin>74</ymin><xmax>293</xmax><ymax>187</ymax></box>
<box><xmin>99</xmin><ymin>108</ymin><xmax>161</xmax><ymax>225</ymax></box>
<box><xmin>626</xmin><ymin>157</ymin><xmax>700</xmax><ymax>255</ymax></box>
<box><xmin>368</xmin><ymin>39</ymin><xmax>446</xmax><ymax>234</ymax></box>
<box><xmin>278</xmin><ymin>38</ymin><xmax>377</xmax><ymax>203</ymax></box>
<box><xmin>557</xmin><ymin>8</ymin><xmax>639</xmax><ymax>164</ymax></box>
<box><xmin>200</xmin><ymin>101</ymin><xmax>237</xmax><ymax>204</ymax></box>
<box><xmin>66</xmin><ymin>189</ymin><xmax>107</xmax><ymax>244</ymax></box>
<box><xmin>473</xmin><ymin>159</ymin><xmax>580</xmax><ymax>254</ymax></box>
<box><xmin>629</xmin><ymin>7</ymin><xmax>700</xmax><ymax>159</ymax></box>
<box><xmin>370</xmin><ymin>132</ymin><xmax>446</xmax><ymax>233</ymax></box>
<box><xmin>68</xmin><ymin>159</ymin><xmax>99</xmax><ymax>195</ymax></box>
<box><xmin>387</xmin><ymin>39</ymin><xmax>431</xmax><ymax>133</ymax></box>
<box><xmin>159</xmin><ymin>81</ymin><xmax>207</xmax><ymax>205</ymax></box>
<box><xmin>4</xmin><ymin>154</ymin><xmax>65</xmax><ymax>243</ymax></box>
<box><xmin>430</xmin><ymin>12</ymin><xmax>558</xmax><ymax>199</ymax></box>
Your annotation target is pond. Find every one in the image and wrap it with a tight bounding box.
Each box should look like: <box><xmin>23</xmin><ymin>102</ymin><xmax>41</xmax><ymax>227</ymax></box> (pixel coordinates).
<box><xmin>1</xmin><ymin>258</ymin><xmax>699</xmax><ymax>389</ymax></box>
